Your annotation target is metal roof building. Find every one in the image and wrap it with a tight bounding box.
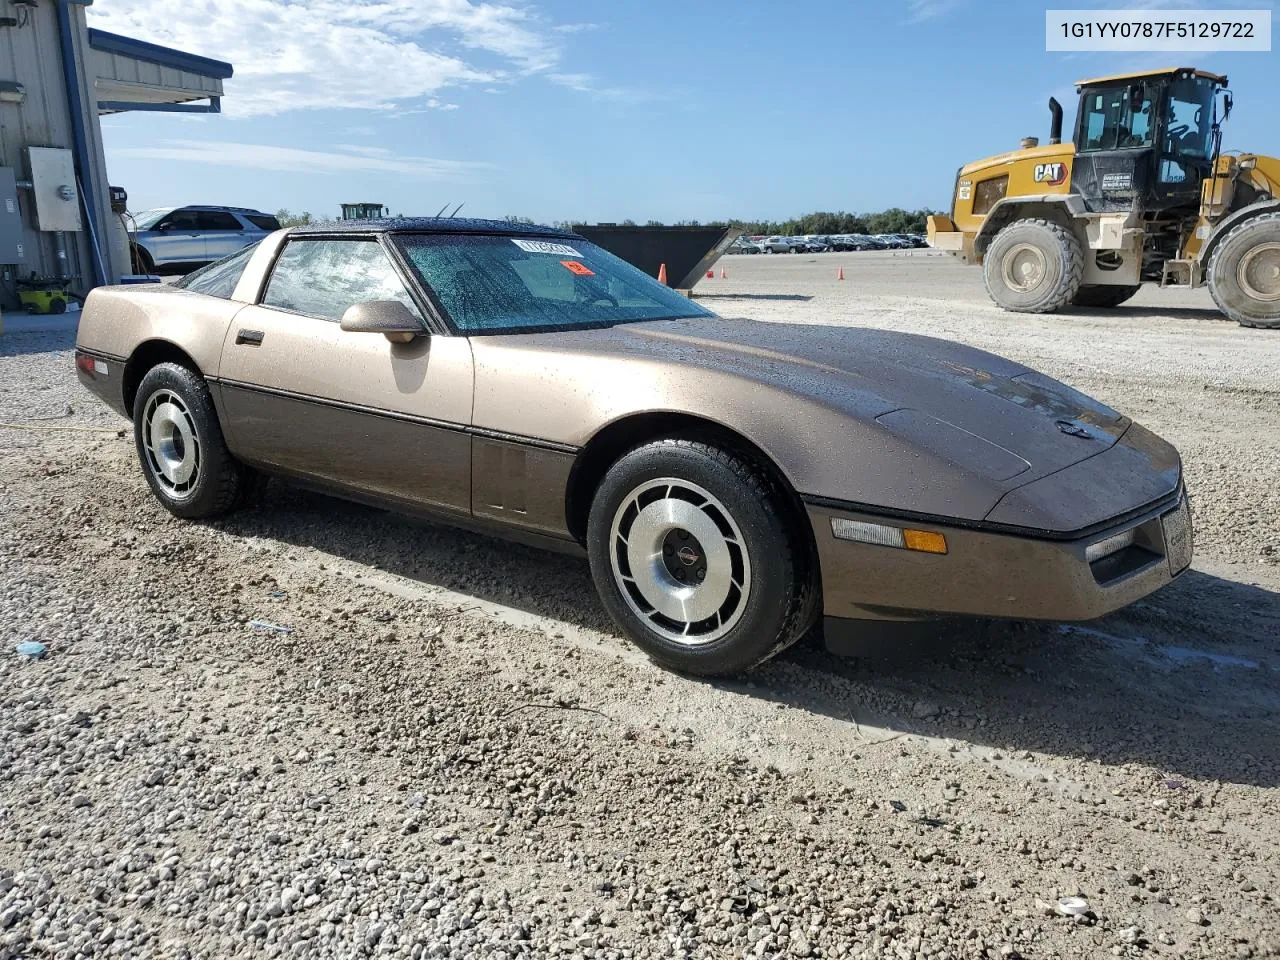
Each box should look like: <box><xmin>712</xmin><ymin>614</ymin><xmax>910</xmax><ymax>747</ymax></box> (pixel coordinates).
<box><xmin>1</xmin><ymin>0</ymin><xmax>231</xmax><ymax>312</ymax></box>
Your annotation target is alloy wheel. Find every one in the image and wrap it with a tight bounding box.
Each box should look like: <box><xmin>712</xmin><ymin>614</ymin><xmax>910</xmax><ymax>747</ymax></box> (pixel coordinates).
<box><xmin>608</xmin><ymin>478</ymin><xmax>751</xmax><ymax>645</ymax></box>
<box><xmin>141</xmin><ymin>389</ymin><xmax>201</xmax><ymax>499</ymax></box>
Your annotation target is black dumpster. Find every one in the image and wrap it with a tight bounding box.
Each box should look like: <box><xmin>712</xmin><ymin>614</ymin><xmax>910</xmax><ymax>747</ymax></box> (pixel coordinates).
<box><xmin>572</xmin><ymin>225</ymin><xmax>742</xmax><ymax>291</ymax></box>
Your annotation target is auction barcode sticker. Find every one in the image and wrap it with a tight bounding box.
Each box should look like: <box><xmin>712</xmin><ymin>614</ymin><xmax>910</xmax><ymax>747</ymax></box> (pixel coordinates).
<box><xmin>1047</xmin><ymin>9</ymin><xmax>1270</xmax><ymax>50</ymax></box>
<box><xmin>511</xmin><ymin>238</ymin><xmax>582</xmax><ymax>257</ymax></box>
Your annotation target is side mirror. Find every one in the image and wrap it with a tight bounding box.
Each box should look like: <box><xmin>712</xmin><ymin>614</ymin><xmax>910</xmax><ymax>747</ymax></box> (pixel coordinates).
<box><xmin>340</xmin><ymin>300</ymin><xmax>424</xmax><ymax>343</ymax></box>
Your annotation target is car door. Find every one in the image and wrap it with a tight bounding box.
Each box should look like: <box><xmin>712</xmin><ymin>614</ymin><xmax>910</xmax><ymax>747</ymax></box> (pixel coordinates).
<box><xmin>215</xmin><ymin>235</ymin><xmax>474</xmax><ymax>516</ymax></box>
<box><xmin>152</xmin><ymin>208</ymin><xmax>206</xmax><ymax>265</ymax></box>
<box><xmin>196</xmin><ymin>210</ymin><xmax>248</xmax><ymax>261</ymax></box>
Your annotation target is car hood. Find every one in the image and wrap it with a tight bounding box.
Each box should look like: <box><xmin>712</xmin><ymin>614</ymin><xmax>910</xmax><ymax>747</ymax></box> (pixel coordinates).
<box><xmin>471</xmin><ymin>316</ymin><xmax>1174</xmax><ymax>527</ymax></box>
<box><xmin>584</xmin><ymin>316</ymin><xmax>1123</xmax><ymax>476</ymax></box>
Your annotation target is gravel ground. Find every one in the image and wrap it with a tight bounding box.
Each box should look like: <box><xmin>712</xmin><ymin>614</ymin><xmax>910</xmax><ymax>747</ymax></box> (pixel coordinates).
<box><xmin>1</xmin><ymin>255</ymin><xmax>1277</xmax><ymax>960</ymax></box>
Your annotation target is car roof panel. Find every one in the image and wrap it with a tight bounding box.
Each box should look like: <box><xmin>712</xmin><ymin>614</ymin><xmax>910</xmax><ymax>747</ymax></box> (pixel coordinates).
<box><xmin>289</xmin><ymin>217</ymin><xmax>578</xmax><ymax>239</ymax></box>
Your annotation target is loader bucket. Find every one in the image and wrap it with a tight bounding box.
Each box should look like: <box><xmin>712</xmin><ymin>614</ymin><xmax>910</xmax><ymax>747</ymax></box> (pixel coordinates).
<box><xmin>571</xmin><ymin>224</ymin><xmax>742</xmax><ymax>291</ymax></box>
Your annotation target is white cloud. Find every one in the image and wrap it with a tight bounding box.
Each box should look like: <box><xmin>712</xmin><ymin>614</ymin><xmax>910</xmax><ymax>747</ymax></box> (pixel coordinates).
<box><xmin>903</xmin><ymin>0</ymin><xmax>964</xmax><ymax>23</ymax></box>
<box><xmin>111</xmin><ymin>139</ymin><xmax>495</xmax><ymax>180</ymax></box>
<box><xmin>547</xmin><ymin>72</ymin><xmax>664</xmax><ymax>104</ymax></box>
<box><xmin>85</xmin><ymin>0</ymin><xmax>596</xmax><ymax>116</ymax></box>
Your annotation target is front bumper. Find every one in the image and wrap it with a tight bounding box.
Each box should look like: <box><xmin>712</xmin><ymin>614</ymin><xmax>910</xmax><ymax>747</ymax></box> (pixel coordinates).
<box><xmin>810</xmin><ymin>490</ymin><xmax>1191</xmax><ymax>623</ymax></box>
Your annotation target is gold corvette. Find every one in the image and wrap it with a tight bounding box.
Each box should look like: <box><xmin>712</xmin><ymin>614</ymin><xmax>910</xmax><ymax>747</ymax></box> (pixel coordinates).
<box><xmin>75</xmin><ymin>219</ymin><xmax>1192</xmax><ymax>675</ymax></box>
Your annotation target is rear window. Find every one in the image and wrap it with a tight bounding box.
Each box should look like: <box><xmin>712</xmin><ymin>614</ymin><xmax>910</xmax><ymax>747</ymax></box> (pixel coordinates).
<box><xmin>397</xmin><ymin>234</ymin><xmax>712</xmax><ymax>335</ymax></box>
<box><xmin>174</xmin><ymin>241</ymin><xmax>260</xmax><ymax>299</ymax></box>
<box><xmin>245</xmin><ymin>214</ymin><xmax>281</xmax><ymax>231</ymax></box>
<box><xmin>194</xmin><ymin>210</ymin><xmax>242</xmax><ymax>231</ymax></box>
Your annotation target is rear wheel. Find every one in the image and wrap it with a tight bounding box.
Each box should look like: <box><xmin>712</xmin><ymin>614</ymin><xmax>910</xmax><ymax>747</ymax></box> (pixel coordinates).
<box><xmin>1207</xmin><ymin>212</ymin><xmax>1280</xmax><ymax>328</ymax></box>
<box><xmin>1072</xmin><ymin>284</ymin><xmax>1141</xmax><ymax>308</ymax></box>
<box><xmin>983</xmin><ymin>218</ymin><xmax>1083</xmax><ymax>313</ymax></box>
<box><xmin>130</xmin><ymin>243</ymin><xmax>155</xmax><ymax>275</ymax></box>
<box><xmin>133</xmin><ymin>363</ymin><xmax>251</xmax><ymax>519</ymax></box>
<box><xmin>586</xmin><ymin>439</ymin><xmax>816</xmax><ymax>676</ymax></box>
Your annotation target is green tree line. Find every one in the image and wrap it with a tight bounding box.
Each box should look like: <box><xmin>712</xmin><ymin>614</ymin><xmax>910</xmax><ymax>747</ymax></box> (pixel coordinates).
<box><xmin>711</xmin><ymin>208</ymin><xmax>939</xmax><ymax>235</ymax></box>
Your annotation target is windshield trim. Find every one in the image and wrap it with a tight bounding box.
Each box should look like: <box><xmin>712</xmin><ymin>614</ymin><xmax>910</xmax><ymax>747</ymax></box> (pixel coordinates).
<box><xmin>389</xmin><ymin>232</ymin><xmax>717</xmax><ymax>338</ymax></box>
<box><xmin>438</xmin><ymin>314</ymin><xmax>715</xmax><ymax>338</ymax></box>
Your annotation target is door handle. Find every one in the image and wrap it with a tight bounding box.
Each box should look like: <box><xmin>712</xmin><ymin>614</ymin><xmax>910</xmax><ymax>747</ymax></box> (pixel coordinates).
<box><xmin>235</xmin><ymin>329</ymin><xmax>264</xmax><ymax>346</ymax></box>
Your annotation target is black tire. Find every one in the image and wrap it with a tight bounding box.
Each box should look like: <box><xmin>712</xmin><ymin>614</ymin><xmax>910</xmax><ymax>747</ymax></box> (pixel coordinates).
<box><xmin>1072</xmin><ymin>284</ymin><xmax>1141</xmax><ymax>308</ymax></box>
<box><xmin>586</xmin><ymin>438</ymin><xmax>816</xmax><ymax>676</ymax></box>
<box><xmin>982</xmin><ymin>218</ymin><xmax>1084</xmax><ymax>313</ymax></box>
<box><xmin>48</xmin><ymin>297</ymin><xmax>67</xmax><ymax>314</ymax></box>
<box><xmin>130</xmin><ymin>244</ymin><xmax>156</xmax><ymax>275</ymax></box>
<box><xmin>132</xmin><ymin>363</ymin><xmax>249</xmax><ymax>519</ymax></box>
<box><xmin>1207</xmin><ymin>211</ymin><xmax>1280</xmax><ymax>329</ymax></box>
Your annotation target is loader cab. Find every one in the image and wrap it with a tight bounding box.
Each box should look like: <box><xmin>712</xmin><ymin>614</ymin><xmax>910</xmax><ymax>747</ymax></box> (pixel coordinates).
<box><xmin>1070</xmin><ymin>68</ymin><xmax>1226</xmax><ymax>215</ymax></box>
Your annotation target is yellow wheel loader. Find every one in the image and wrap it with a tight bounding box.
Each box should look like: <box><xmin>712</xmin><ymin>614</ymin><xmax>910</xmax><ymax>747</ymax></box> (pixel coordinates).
<box><xmin>928</xmin><ymin>67</ymin><xmax>1280</xmax><ymax>328</ymax></box>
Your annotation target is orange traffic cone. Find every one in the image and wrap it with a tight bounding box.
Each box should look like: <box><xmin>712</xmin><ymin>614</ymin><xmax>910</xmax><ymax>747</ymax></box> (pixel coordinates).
<box><xmin>658</xmin><ymin>263</ymin><xmax>668</xmax><ymax>285</ymax></box>
<box><xmin>837</xmin><ymin>267</ymin><xmax>845</xmax><ymax>281</ymax></box>
<box><xmin>720</xmin><ymin>267</ymin><xmax>727</xmax><ymax>279</ymax></box>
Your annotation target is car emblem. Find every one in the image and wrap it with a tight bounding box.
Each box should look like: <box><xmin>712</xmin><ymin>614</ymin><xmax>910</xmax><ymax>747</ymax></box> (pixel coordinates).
<box><xmin>676</xmin><ymin>545</ymin><xmax>700</xmax><ymax>566</ymax></box>
<box><xmin>1055</xmin><ymin>419</ymin><xmax>1092</xmax><ymax>439</ymax></box>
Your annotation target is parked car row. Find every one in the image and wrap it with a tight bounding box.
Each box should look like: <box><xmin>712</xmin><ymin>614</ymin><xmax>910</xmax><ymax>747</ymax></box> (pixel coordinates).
<box><xmin>728</xmin><ymin>233</ymin><xmax>928</xmax><ymax>254</ymax></box>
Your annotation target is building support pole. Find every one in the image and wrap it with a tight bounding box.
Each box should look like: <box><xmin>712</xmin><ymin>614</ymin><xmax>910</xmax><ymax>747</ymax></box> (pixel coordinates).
<box><xmin>54</xmin><ymin>0</ymin><xmax>106</xmax><ymax>289</ymax></box>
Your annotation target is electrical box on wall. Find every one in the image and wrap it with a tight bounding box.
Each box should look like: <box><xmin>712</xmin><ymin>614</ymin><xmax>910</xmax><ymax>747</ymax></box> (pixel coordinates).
<box><xmin>25</xmin><ymin>147</ymin><xmax>82</xmax><ymax>233</ymax></box>
<box><xmin>0</xmin><ymin>167</ymin><xmax>24</xmax><ymax>263</ymax></box>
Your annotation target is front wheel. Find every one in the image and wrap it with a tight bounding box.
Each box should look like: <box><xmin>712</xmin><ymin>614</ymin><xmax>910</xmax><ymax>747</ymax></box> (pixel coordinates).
<box><xmin>586</xmin><ymin>439</ymin><xmax>816</xmax><ymax>676</ymax></box>
<box><xmin>982</xmin><ymin>218</ymin><xmax>1083</xmax><ymax>313</ymax></box>
<box><xmin>1207</xmin><ymin>211</ymin><xmax>1280</xmax><ymax>328</ymax></box>
<box><xmin>133</xmin><ymin>363</ymin><xmax>252</xmax><ymax>519</ymax></box>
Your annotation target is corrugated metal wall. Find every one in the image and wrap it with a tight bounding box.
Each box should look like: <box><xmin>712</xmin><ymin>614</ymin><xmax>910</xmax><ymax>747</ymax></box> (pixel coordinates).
<box><xmin>0</xmin><ymin>0</ymin><xmax>122</xmax><ymax>308</ymax></box>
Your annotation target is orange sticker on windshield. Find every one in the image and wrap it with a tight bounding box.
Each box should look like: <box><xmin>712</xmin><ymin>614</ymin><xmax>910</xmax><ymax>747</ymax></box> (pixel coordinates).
<box><xmin>561</xmin><ymin>260</ymin><xmax>594</xmax><ymax>276</ymax></box>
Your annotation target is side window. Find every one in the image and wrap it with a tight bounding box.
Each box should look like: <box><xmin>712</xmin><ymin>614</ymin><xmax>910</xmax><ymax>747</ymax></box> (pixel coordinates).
<box><xmin>175</xmin><ymin>241</ymin><xmax>260</xmax><ymax>299</ymax></box>
<box><xmin>195</xmin><ymin>210</ymin><xmax>242</xmax><ymax>231</ymax></box>
<box><xmin>245</xmin><ymin>214</ymin><xmax>281</xmax><ymax>231</ymax></box>
<box><xmin>159</xmin><ymin>208</ymin><xmax>200</xmax><ymax>231</ymax></box>
<box><xmin>261</xmin><ymin>239</ymin><xmax>424</xmax><ymax>322</ymax></box>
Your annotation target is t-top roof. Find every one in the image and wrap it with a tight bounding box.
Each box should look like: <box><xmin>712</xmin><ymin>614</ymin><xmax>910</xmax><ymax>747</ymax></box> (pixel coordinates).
<box><xmin>290</xmin><ymin>217</ymin><xmax>576</xmax><ymax>238</ymax></box>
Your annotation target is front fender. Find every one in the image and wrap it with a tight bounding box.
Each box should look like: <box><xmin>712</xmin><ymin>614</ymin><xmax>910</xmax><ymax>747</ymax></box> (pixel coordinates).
<box><xmin>973</xmin><ymin>194</ymin><xmax>1089</xmax><ymax>257</ymax></box>
<box><xmin>1201</xmin><ymin>198</ymin><xmax>1280</xmax><ymax>269</ymax></box>
<box><xmin>471</xmin><ymin>345</ymin><xmax>1003</xmax><ymax>522</ymax></box>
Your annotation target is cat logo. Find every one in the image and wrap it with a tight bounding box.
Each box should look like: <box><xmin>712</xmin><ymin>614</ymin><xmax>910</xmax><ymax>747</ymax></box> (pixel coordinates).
<box><xmin>1033</xmin><ymin>162</ymin><xmax>1068</xmax><ymax>186</ymax></box>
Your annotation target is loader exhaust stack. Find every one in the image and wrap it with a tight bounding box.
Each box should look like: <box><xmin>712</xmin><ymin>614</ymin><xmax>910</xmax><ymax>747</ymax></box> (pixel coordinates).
<box><xmin>1048</xmin><ymin>97</ymin><xmax>1063</xmax><ymax>145</ymax></box>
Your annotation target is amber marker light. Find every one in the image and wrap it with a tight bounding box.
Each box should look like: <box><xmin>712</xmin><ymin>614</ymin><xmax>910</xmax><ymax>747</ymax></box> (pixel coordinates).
<box><xmin>831</xmin><ymin>518</ymin><xmax>948</xmax><ymax>555</ymax></box>
<box><xmin>902</xmin><ymin>529</ymin><xmax>948</xmax><ymax>554</ymax></box>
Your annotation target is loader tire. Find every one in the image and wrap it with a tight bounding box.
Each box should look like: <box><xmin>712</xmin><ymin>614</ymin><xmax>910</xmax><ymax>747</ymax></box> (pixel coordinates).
<box><xmin>983</xmin><ymin>218</ymin><xmax>1083</xmax><ymax>314</ymax></box>
<box><xmin>1207</xmin><ymin>212</ymin><xmax>1280</xmax><ymax>329</ymax></box>
<box><xmin>1072</xmin><ymin>284</ymin><xmax>1141</xmax><ymax>308</ymax></box>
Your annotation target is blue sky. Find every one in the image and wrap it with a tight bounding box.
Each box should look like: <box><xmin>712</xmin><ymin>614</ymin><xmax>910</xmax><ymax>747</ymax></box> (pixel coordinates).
<box><xmin>93</xmin><ymin>0</ymin><xmax>1278</xmax><ymax>224</ymax></box>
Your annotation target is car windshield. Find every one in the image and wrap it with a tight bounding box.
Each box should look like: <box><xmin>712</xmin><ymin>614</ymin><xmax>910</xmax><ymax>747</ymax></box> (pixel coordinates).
<box><xmin>131</xmin><ymin>209</ymin><xmax>170</xmax><ymax>230</ymax></box>
<box><xmin>396</xmin><ymin>234</ymin><xmax>714</xmax><ymax>334</ymax></box>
